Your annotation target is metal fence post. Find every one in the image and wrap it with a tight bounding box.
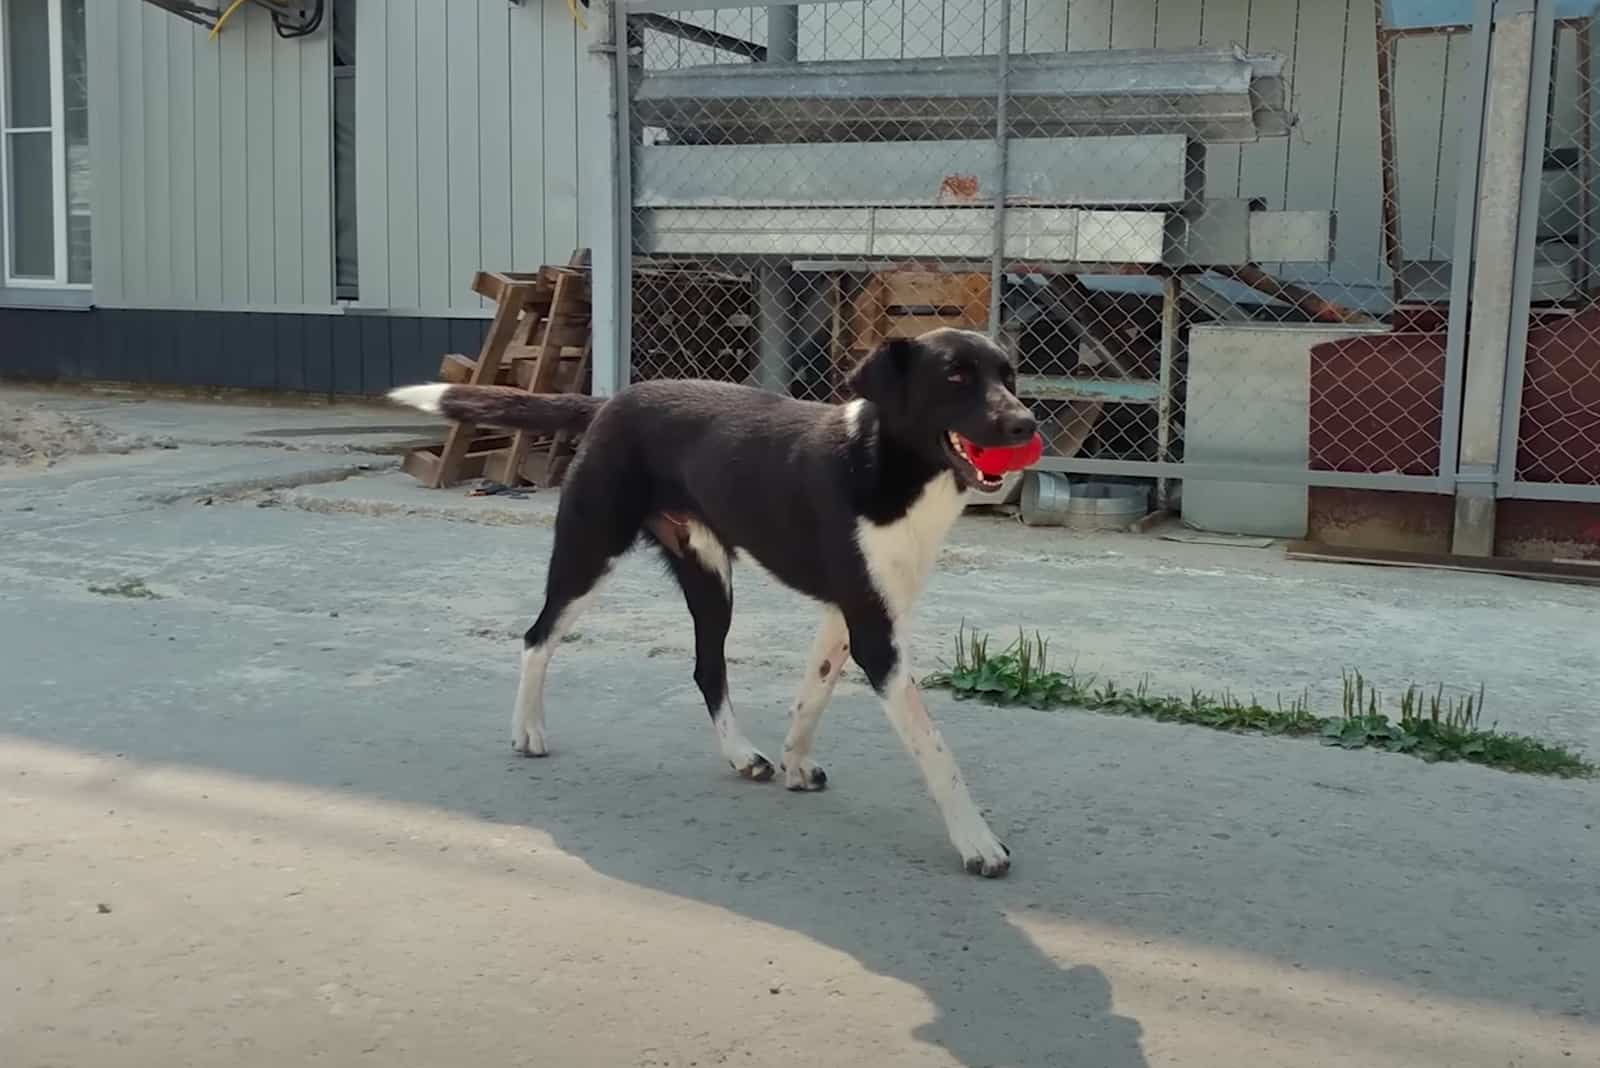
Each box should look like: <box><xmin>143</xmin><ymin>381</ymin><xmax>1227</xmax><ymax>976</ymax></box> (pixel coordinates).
<box><xmin>1494</xmin><ymin>0</ymin><xmax>1557</xmax><ymax>499</ymax></box>
<box><xmin>1453</xmin><ymin>0</ymin><xmax>1541</xmax><ymax>555</ymax></box>
<box><xmin>588</xmin><ymin>0</ymin><xmax>629</xmax><ymax>397</ymax></box>
<box><xmin>1436</xmin><ymin>0</ymin><xmax>1497</xmax><ymax>496</ymax></box>
<box><xmin>988</xmin><ymin>0</ymin><xmax>1013</xmax><ymax>338</ymax></box>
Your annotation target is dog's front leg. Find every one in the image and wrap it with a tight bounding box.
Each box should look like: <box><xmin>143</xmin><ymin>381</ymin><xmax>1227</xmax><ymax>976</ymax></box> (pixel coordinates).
<box><xmin>779</xmin><ymin>608</ymin><xmax>850</xmax><ymax>791</ymax></box>
<box><xmin>849</xmin><ymin>621</ymin><xmax>1011</xmax><ymax>877</ymax></box>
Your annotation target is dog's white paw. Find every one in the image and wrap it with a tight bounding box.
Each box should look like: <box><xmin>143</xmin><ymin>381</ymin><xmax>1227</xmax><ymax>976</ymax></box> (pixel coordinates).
<box><xmin>512</xmin><ymin>724</ymin><xmax>548</xmax><ymax>758</ymax></box>
<box><xmin>781</xmin><ymin>759</ymin><xmax>828</xmax><ymax>792</ymax></box>
<box><xmin>953</xmin><ymin>822</ymin><xmax>1011</xmax><ymax>878</ymax></box>
<box><xmin>729</xmin><ymin>749</ymin><xmax>776</xmax><ymax>782</ymax></box>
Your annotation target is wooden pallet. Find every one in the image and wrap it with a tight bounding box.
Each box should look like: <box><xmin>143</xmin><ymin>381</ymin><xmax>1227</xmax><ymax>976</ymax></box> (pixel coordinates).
<box><xmin>825</xmin><ymin>270</ymin><xmax>991</xmax><ymax>399</ymax></box>
<box><xmin>401</xmin><ymin>252</ymin><xmax>592</xmax><ymax>489</ymax></box>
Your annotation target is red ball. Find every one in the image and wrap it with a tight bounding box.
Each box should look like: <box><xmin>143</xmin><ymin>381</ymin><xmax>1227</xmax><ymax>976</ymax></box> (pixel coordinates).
<box><xmin>965</xmin><ymin>432</ymin><xmax>1044</xmax><ymax>476</ymax></box>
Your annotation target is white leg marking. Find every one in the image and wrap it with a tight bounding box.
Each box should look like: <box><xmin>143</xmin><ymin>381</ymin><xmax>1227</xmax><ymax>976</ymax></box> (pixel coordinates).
<box><xmin>880</xmin><ymin>664</ymin><xmax>1010</xmax><ymax>877</ymax></box>
<box><xmin>781</xmin><ymin>609</ymin><xmax>849</xmax><ymax>791</ymax></box>
<box><xmin>682</xmin><ymin>518</ymin><xmax>732</xmax><ymax>596</ymax></box>
<box><xmin>511</xmin><ymin>644</ymin><xmax>555</xmax><ymax>757</ymax></box>
<box><xmin>713</xmin><ymin>697</ymin><xmax>775</xmax><ymax>781</ymax></box>
<box><xmin>510</xmin><ymin>591</ymin><xmax>596</xmax><ymax>756</ymax></box>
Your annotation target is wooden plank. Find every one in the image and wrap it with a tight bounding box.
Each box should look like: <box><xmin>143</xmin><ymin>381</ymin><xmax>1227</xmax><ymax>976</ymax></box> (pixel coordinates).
<box><xmin>545</xmin><ymin>334</ymin><xmax>594</xmax><ymax>487</ymax></box>
<box><xmin>510</xmin><ymin>353</ymin><xmax>587</xmax><ymax>390</ymax></box>
<box><xmin>1284</xmin><ymin>541</ymin><xmax>1600</xmax><ymax>587</ymax></box>
<box><xmin>354</xmin><ymin>0</ymin><xmax>390</xmax><ymax>307</ymax></box>
<box><xmin>491</xmin><ymin>272</ymin><xmax>580</xmax><ymax>483</ymax></box>
<box><xmin>504</xmin><ymin>320</ymin><xmax>591</xmax><ymax>352</ymax></box>
<box><xmin>416</xmin><ymin>0</ymin><xmax>452</xmax><ymax>311</ymax></box>
<box><xmin>438</xmin><ymin>353</ymin><xmax>479</xmax><ymax>384</ymax></box>
<box><xmin>402</xmin><ymin>435</ymin><xmax>516</xmax><ymax>486</ymax></box>
<box><xmin>877</xmin><ymin>271</ymin><xmax>989</xmax><ymax>313</ymax></box>
<box><xmin>428</xmin><ymin>284</ymin><xmax>531</xmax><ymax>486</ymax></box>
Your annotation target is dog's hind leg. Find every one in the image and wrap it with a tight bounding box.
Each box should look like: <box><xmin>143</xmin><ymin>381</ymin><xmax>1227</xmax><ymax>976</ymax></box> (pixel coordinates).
<box><xmin>512</xmin><ymin>480</ymin><xmax>638</xmax><ymax>757</ymax></box>
<box><xmin>662</xmin><ymin>526</ymin><xmax>775</xmax><ymax>782</ymax></box>
<box><xmin>779</xmin><ymin>608</ymin><xmax>849</xmax><ymax>791</ymax></box>
<box><xmin>846</xmin><ymin>608</ymin><xmax>1011</xmax><ymax>877</ymax></box>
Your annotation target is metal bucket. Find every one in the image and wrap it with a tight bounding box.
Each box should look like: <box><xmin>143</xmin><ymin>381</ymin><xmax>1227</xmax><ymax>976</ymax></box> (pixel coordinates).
<box><xmin>1021</xmin><ymin>474</ymin><xmax>1149</xmax><ymax>530</ymax></box>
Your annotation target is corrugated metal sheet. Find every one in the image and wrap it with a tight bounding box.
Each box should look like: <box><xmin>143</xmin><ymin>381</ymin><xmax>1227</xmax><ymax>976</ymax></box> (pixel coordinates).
<box><xmin>643</xmin><ymin>0</ymin><xmax>1519</xmax><ymax>302</ymax></box>
<box><xmin>354</xmin><ymin>0</ymin><xmax>603</xmax><ymax>315</ymax></box>
<box><xmin>85</xmin><ymin>2</ymin><xmax>333</xmax><ymax>309</ymax></box>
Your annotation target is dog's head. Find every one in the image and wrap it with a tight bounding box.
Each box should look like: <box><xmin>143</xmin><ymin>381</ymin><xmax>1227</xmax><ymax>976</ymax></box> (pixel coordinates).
<box><xmin>847</xmin><ymin>328</ymin><xmax>1037</xmax><ymax>493</ymax></box>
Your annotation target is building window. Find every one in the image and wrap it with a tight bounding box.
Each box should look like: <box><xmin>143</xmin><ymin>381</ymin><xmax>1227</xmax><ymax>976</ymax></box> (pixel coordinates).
<box><xmin>0</xmin><ymin>0</ymin><xmax>89</xmax><ymax>287</ymax></box>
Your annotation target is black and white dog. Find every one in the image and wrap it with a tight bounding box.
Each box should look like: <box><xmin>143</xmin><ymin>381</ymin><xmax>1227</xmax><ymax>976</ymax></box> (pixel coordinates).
<box><xmin>390</xmin><ymin>328</ymin><xmax>1036</xmax><ymax>877</ymax></box>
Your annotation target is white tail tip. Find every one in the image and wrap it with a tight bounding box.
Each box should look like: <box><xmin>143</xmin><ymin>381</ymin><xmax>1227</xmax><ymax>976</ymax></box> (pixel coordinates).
<box><xmin>388</xmin><ymin>383</ymin><xmax>449</xmax><ymax>414</ymax></box>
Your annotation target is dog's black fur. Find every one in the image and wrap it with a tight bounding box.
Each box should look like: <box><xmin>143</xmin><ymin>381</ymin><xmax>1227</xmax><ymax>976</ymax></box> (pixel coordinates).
<box><xmin>392</xmin><ymin>328</ymin><xmax>1035</xmax><ymax>875</ymax></box>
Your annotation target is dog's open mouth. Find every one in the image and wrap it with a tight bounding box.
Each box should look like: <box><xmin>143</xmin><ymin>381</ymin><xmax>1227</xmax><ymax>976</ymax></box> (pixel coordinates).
<box><xmin>942</xmin><ymin>432</ymin><xmax>1008</xmax><ymax>492</ymax></box>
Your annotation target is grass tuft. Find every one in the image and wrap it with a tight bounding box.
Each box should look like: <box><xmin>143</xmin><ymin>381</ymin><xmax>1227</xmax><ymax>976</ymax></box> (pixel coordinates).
<box><xmin>87</xmin><ymin>577</ymin><xmax>161</xmax><ymax>600</ymax></box>
<box><xmin>924</xmin><ymin>624</ymin><xmax>1593</xmax><ymax>779</ymax></box>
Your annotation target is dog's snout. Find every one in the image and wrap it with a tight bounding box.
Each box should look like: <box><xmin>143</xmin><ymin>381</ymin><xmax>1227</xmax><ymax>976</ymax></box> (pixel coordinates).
<box><xmin>1000</xmin><ymin>410</ymin><xmax>1036</xmax><ymax>443</ymax></box>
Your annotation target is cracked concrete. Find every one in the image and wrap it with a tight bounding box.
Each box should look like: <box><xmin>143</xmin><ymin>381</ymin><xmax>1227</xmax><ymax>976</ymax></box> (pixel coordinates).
<box><xmin>1</xmin><ymin>385</ymin><xmax>1596</xmax><ymax>1068</ymax></box>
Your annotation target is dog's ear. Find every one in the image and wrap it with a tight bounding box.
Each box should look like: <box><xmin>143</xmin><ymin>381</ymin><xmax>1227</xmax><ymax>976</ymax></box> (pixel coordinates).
<box><xmin>847</xmin><ymin>338</ymin><xmax>916</xmax><ymax>414</ymax></box>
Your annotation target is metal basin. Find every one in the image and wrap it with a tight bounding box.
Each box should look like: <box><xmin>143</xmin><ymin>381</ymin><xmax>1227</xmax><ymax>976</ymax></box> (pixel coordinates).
<box><xmin>1021</xmin><ymin>474</ymin><xmax>1150</xmax><ymax>530</ymax></box>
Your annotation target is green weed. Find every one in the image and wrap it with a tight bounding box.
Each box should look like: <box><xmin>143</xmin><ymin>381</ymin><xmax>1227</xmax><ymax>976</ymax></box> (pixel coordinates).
<box><xmin>924</xmin><ymin>625</ymin><xmax>1592</xmax><ymax>779</ymax></box>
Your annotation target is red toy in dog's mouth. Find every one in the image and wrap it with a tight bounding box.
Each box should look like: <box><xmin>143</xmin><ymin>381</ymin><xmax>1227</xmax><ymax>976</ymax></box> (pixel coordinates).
<box><xmin>943</xmin><ymin>431</ymin><xmax>1044</xmax><ymax>491</ymax></box>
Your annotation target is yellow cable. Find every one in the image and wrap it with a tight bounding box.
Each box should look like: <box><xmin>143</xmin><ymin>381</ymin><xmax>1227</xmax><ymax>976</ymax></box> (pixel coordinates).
<box><xmin>566</xmin><ymin>0</ymin><xmax>588</xmax><ymax>32</ymax></box>
<box><xmin>209</xmin><ymin>0</ymin><xmax>249</xmax><ymax>40</ymax></box>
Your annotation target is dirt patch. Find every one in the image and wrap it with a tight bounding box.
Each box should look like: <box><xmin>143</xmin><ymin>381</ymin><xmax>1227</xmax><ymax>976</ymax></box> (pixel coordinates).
<box><xmin>0</xmin><ymin>401</ymin><xmax>144</xmax><ymax>467</ymax></box>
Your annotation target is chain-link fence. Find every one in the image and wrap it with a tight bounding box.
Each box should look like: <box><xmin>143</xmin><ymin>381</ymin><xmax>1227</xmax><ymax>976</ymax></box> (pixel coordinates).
<box><xmin>1499</xmin><ymin>13</ymin><xmax>1600</xmax><ymax>498</ymax></box>
<box><xmin>617</xmin><ymin>0</ymin><xmax>1505</xmax><ymax>518</ymax></box>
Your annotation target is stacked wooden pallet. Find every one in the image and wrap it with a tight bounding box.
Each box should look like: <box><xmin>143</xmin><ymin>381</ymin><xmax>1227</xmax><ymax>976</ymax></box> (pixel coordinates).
<box><xmin>402</xmin><ymin>256</ymin><xmax>592</xmax><ymax>489</ymax></box>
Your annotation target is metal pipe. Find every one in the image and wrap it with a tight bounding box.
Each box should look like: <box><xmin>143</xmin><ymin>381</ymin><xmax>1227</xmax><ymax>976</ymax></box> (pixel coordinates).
<box><xmin>1375</xmin><ymin>0</ymin><xmax>1405</xmax><ymax>302</ymax></box>
<box><xmin>605</xmin><ymin>0</ymin><xmax>636</xmax><ymax>394</ymax></box>
<box><xmin>766</xmin><ymin>6</ymin><xmax>797</xmax><ymax>63</ymax></box>
<box><xmin>633</xmin><ymin>12</ymin><xmax>765</xmax><ymax>62</ymax></box>
<box><xmin>988</xmin><ymin>0</ymin><xmax>1013</xmax><ymax>338</ymax></box>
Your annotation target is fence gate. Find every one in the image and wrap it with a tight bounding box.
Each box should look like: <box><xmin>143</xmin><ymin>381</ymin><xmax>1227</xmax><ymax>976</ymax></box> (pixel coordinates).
<box><xmin>1496</xmin><ymin>0</ymin><xmax>1600</xmax><ymax>506</ymax></box>
<box><xmin>615</xmin><ymin>0</ymin><xmax>1499</xmax><ymax>528</ymax></box>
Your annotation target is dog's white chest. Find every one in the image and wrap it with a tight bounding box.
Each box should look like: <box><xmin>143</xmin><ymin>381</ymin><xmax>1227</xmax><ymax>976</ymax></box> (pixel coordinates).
<box><xmin>854</xmin><ymin>473</ymin><xmax>966</xmax><ymax>622</ymax></box>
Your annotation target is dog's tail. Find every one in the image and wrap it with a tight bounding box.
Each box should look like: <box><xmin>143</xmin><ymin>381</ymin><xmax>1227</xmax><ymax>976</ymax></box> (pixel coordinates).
<box><xmin>388</xmin><ymin>383</ymin><xmax>603</xmax><ymax>434</ymax></box>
